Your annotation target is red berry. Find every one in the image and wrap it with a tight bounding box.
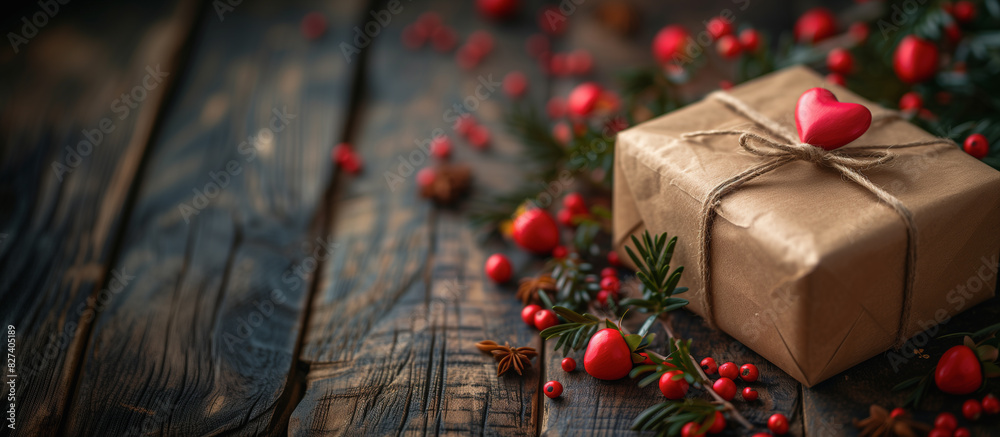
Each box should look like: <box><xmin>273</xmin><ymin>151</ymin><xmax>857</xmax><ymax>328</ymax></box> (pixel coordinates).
<box><xmin>539</xmin><ymin>6</ymin><xmax>567</xmax><ymax>35</ymax></box>
<box><xmin>795</xmin><ymin>8</ymin><xmax>837</xmax><ymax>43</ymax></box>
<box><xmin>848</xmin><ymin>22</ymin><xmax>869</xmax><ymax>43</ymax></box>
<box><xmin>963</xmin><ymin>399</ymin><xmax>982</xmax><ymax>420</ymax></box>
<box><xmin>953</xmin><ymin>0</ymin><xmax>976</xmax><ymax>23</ymax></box>
<box><xmin>768</xmin><ymin>413</ymin><xmax>789</xmax><ymax>435</ymax></box>
<box><xmin>567</xmin><ymin>82</ymin><xmax>603</xmax><ymax>117</ymax></box>
<box><xmin>567</xmin><ymin>50</ymin><xmax>593</xmax><ymax>75</ymax></box>
<box><xmin>825</xmin><ymin>73</ymin><xmax>846</xmax><ymax>86</ymax></box>
<box><xmin>601</xmin><ymin>267</ymin><xmax>617</xmax><ymax>278</ymax></box>
<box><xmin>934</xmin><ymin>412</ymin><xmax>957</xmax><ymax>431</ymax></box>
<box><xmin>477</xmin><ymin>0</ymin><xmax>519</xmax><ymax>20</ymax></box>
<box><xmin>706</xmin><ymin>410</ymin><xmax>726</xmax><ymax>434</ymax></box>
<box><xmin>827</xmin><ymin>48</ymin><xmax>853</xmax><ymax>74</ymax></box>
<box><xmin>653</xmin><ymin>25</ymin><xmax>691</xmax><ymax>64</ymax></box>
<box><xmin>503</xmin><ymin>71</ymin><xmax>528</xmax><ymax>98</ymax></box>
<box><xmin>466</xmin><ymin>30</ymin><xmax>494</xmax><ymax>57</ymax></box>
<box><xmin>742</xmin><ymin>387</ymin><xmax>758</xmax><ymax>401</ymax></box>
<box><xmin>739</xmin><ymin>364</ymin><xmax>759</xmax><ymax>382</ymax></box>
<box><xmin>983</xmin><ymin>394</ymin><xmax>1000</xmax><ymax>414</ymax></box>
<box><xmin>552</xmin><ymin>245</ymin><xmax>568</xmax><ymax>259</ymax></box>
<box><xmin>700</xmin><ymin>357</ymin><xmax>718</xmax><ymax>375</ymax></box>
<box><xmin>706</xmin><ymin>16</ymin><xmax>733</xmax><ymax>39</ymax></box>
<box><xmin>596</xmin><ymin>290</ymin><xmax>609</xmax><ymax>305</ymax></box>
<box><xmin>712</xmin><ymin>378</ymin><xmax>737</xmax><ymax>401</ymax></box>
<box><xmin>659</xmin><ymin>370</ymin><xmax>690</xmax><ymax>399</ymax></box>
<box><xmin>534</xmin><ymin>309</ymin><xmax>559</xmax><ymax>331</ymax></box>
<box><xmin>301</xmin><ymin>12</ymin><xmax>328</xmax><ymax>40</ymax></box>
<box><xmin>716</xmin><ymin>35</ymin><xmax>741</xmax><ymax>58</ymax></box>
<box><xmin>561</xmin><ymin>357</ymin><xmax>576</xmax><ymax>372</ymax></box>
<box><xmin>899</xmin><ymin>92</ymin><xmax>923</xmax><ymax>112</ymax></box>
<box><xmin>332</xmin><ymin>143</ymin><xmax>352</xmax><ymax>164</ymax></box>
<box><xmin>583</xmin><ymin>328</ymin><xmax>633</xmax><ymax>380</ymax></box>
<box><xmin>964</xmin><ymin>133</ymin><xmax>989</xmax><ymax>159</ymax></box>
<box><xmin>935</xmin><ymin>345</ymin><xmax>984</xmax><ymax>395</ymax></box>
<box><xmin>954</xmin><ymin>428</ymin><xmax>971</xmax><ymax>437</ymax></box>
<box><xmin>547</xmin><ymin>97</ymin><xmax>566</xmax><ymax>119</ymax></box>
<box><xmin>512</xmin><ymin>209</ymin><xmax>560</xmax><ymax>254</ymax></box>
<box><xmin>520</xmin><ymin>304</ymin><xmax>542</xmax><ymax>327</ymax></box>
<box><xmin>416</xmin><ymin>167</ymin><xmax>436</xmax><ymax>188</ymax></box>
<box><xmin>340</xmin><ymin>152</ymin><xmax>363</xmax><ymax>174</ymax></box>
<box><xmin>889</xmin><ymin>408</ymin><xmax>907</xmax><ymax>418</ymax></box>
<box><xmin>739</xmin><ymin>29</ymin><xmax>760</xmax><ymax>52</ymax></box>
<box><xmin>944</xmin><ymin>23</ymin><xmax>962</xmax><ymax>43</ymax></box>
<box><xmin>751</xmin><ymin>434</ymin><xmax>772</xmax><ymax>437</ymax></box>
<box><xmin>718</xmin><ymin>362</ymin><xmax>738</xmax><ymax>379</ymax></box>
<box><xmin>543</xmin><ymin>380</ymin><xmax>563</xmax><ymax>398</ymax></box>
<box><xmin>928</xmin><ymin>429</ymin><xmax>952</xmax><ymax>437</ymax></box>
<box><xmin>893</xmin><ymin>35</ymin><xmax>939</xmax><ymax>84</ymax></box>
<box><xmin>453</xmin><ymin>115</ymin><xmax>476</xmax><ymax>135</ymax></box>
<box><xmin>719</xmin><ymin>80</ymin><xmax>733</xmax><ymax>90</ymax></box>
<box><xmin>607</xmin><ymin>251</ymin><xmax>620</xmax><ymax>266</ymax></box>
<box><xmin>468</xmin><ymin>125</ymin><xmax>491</xmax><ymax>149</ymax></box>
<box><xmin>599</xmin><ymin>276</ymin><xmax>620</xmax><ymax>293</ymax></box>
<box><xmin>556</xmin><ymin>208</ymin><xmax>575</xmax><ymax>227</ymax></box>
<box><xmin>417</xmin><ymin>12</ymin><xmax>442</xmax><ymax>32</ymax></box>
<box><xmin>431</xmin><ymin>136</ymin><xmax>452</xmax><ymax>160</ymax></box>
<box><xmin>484</xmin><ymin>253</ymin><xmax>512</xmax><ymax>283</ymax></box>
<box><xmin>431</xmin><ymin>27</ymin><xmax>458</xmax><ymax>53</ymax></box>
<box><xmin>681</xmin><ymin>422</ymin><xmax>705</xmax><ymax>437</ymax></box>
<box><xmin>562</xmin><ymin>193</ymin><xmax>586</xmax><ymax>213</ymax></box>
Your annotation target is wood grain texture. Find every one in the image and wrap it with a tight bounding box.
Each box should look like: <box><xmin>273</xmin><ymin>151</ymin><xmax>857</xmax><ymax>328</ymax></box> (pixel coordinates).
<box><xmin>60</xmin><ymin>0</ymin><xmax>362</xmax><ymax>434</ymax></box>
<box><xmin>290</xmin><ymin>0</ymin><xmax>551</xmax><ymax>434</ymax></box>
<box><xmin>0</xmin><ymin>1</ymin><xmax>198</xmax><ymax>434</ymax></box>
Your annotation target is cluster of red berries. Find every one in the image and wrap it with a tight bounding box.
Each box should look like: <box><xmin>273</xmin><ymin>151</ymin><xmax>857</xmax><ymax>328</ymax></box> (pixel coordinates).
<box><xmin>456</xmin><ymin>30</ymin><xmax>494</xmax><ymax>70</ymax></box>
<box><xmin>540</xmin><ymin>357</ymin><xmax>579</xmax><ymax>399</ymax></box>
<box><xmin>331</xmin><ymin>143</ymin><xmax>363</xmax><ymax>174</ymax></box>
<box><xmin>556</xmin><ymin>192</ymin><xmax>589</xmax><ymax>228</ymax></box>
<box><xmin>696</xmin><ymin>358</ymin><xmax>761</xmax><ymax>403</ymax></box>
<box><xmin>401</xmin><ymin>12</ymin><xmax>457</xmax><ymax>52</ymax></box>
<box><xmin>520</xmin><ymin>304</ymin><xmax>558</xmax><ymax>331</ymax></box>
<box><xmin>596</xmin><ymin>267</ymin><xmax>619</xmax><ymax>305</ymax></box>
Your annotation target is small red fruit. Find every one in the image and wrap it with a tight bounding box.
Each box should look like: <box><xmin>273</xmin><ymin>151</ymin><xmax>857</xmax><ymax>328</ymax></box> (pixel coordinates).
<box><xmin>601</xmin><ymin>267</ymin><xmax>616</xmax><ymax>278</ymax></box>
<box><xmin>962</xmin><ymin>399</ymin><xmax>982</xmax><ymax>420</ymax></box>
<box><xmin>983</xmin><ymin>393</ymin><xmax>1000</xmax><ymax>414</ymax></box>
<box><xmin>768</xmin><ymin>413</ymin><xmax>789</xmax><ymax>435</ymax></box>
<box><xmin>430</xmin><ymin>27</ymin><xmax>458</xmax><ymax>53</ymax></box>
<box><xmin>538</xmin><ymin>6</ymin><xmax>567</xmax><ymax>35</ymax></box>
<box><xmin>607</xmin><ymin>251</ymin><xmax>620</xmax><ymax>266</ymax></box>
<box><xmin>849</xmin><ymin>22</ymin><xmax>869</xmax><ymax>43</ymax></box>
<box><xmin>751</xmin><ymin>434</ymin><xmax>772</xmax><ymax>437</ymax></box>
<box><xmin>701</xmin><ymin>357</ymin><xmax>718</xmax><ymax>375</ymax></box>
<box><xmin>513</xmin><ymin>209</ymin><xmax>560</xmax><ymax>254</ymax></box>
<box><xmin>953</xmin><ymin>1</ymin><xmax>976</xmax><ymax>23</ymax></box>
<box><xmin>681</xmin><ymin>422</ymin><xmax>705</xmax><ymax>437</ymax></box>
<box><xmin>718</xmin><ymin>362</ymin><xmax>738</xmax><ymax>379</ymax></box>
<box><xmin>534</xmin><ymin>309</ymin><xmax>559</xmax><ymax>331</ymax></box>
<box><xmin>739</xmin><ymin>364</ymin><xmax>759</xmax><ymax>382</ymax></box>
<box><xmin>795</xmin><ymin>8</ymin><xmax>837</xmax><ymax>44</ymax></box>
<box><xmin>889</xmin><ymin>408</ymin><xmax>906</xmax><ymax>418</ymax></box>
<box><xmin>899</xmin><ymin>92</ymin><xmax>923</xmax><ymax>112</ymax></box>
<box><xmin>543</xmin><ymin>380</ymin><xmax>563</xmax><ymax>398</ymax></box>
<box><xmin>827</xmin><ymin>48</ymin><xmax>853</xmax><ymax>74</ymax></box>
<box><xmin>503</xmin><ymin>71</ymin><xmax>528</xmax><ymax>98</ymax></box>
<box><xmin>706</xmin><ymin>16</ymin><xmax>734</xmax><ymax>39</ymax></box>
<box><xmin>520</xmin><ymin>304</ymin><xmax>541</xmax><ymax>327</ymax></box>
<box><xmin>600</xmin><ymin>276</ymin><xmax>620</xmax><ymax>293</ymax></box>
<box><xmin>928</xmin><ymin>429</ymin><xmax>952</xmax><ymax>437</ymax></box>
<box><xmin>739</xmin><ymin>29</ymin><xmax>760</xmax><ymax>52</ymax></box>
<box><xmin>659</xmin><ymin>370</ymin><xmax>690</xmax><ymax>399</ymax></box>
<box><xmin>712</xmin><ymin>377</ymin><xmax>737</xmax><ymax>401</ymax></box>
<box><xmin>653</xmin><ymin>25</ymin><xmax>691</xmax><ymax>64</ymax></box>
<box><xmin>742</xmin><ymin>387</ymin><xmax>759</xmax><ymax>401</ymax></box>
<box><xmin>563</xmin><ymin>193</ymin><xmax>587</xmax><ymax>213</ymax></box>
<box><xmin>485</xmin><ymin>253</ymin><xmax>512</xmax><ymax>283</ymax></box>
<box><xmin>934</xmin><ymin>412</ymin><xmax>957</xmax><ymax>431</ymax></box>
<box><xmin>596</xmin><ymin>290</ymin><xmax>609</xmax><ymax>305</ymax></box>
<box><xmin>416</xmin><ymin>167</ymin><xmax>436</xmax><ymax>188</ymax></box>
<box><xmin>716</xmin><ymin>35</ymin><xmax>741</xmax><ymax>58</ymax></box>
<box><xmin>468</xmin><ymin>125</ymin><xmax>491</xmax><ymax>149</ymax></box>
<box><xmin>477</xmin><ymin>0</ymin><xmax>519</xmax><ymax>20</ymax></box>
<box><xmin>584</xmin><ymin>328</ymin><xmax>633</xmax><ymax>380</ymax></box>
<box><xmin>706</xmin><ymin>410</ymin><xmax>726</xmax><ymax>434</ymax></box>
<box><xmin>556</xmin><ymin>208</ymin><xmax>574</xmax><ymax>227</ymax></box>
<box><xmin>561</xmin><ymin>357</ymin><xmax>576</xmax><ymax>372</ymax></box>
<box><xmin>567</xmin><ymin>82</ymin><xmax>603</xmax><ymax>117</ymax></box>
<box><xmin>552</xmin><ymin>245</ymin><xmax>568</xmax><ymax>259</ymax></box>
<box><xmin>431</xmin><ymin>136</ymin><xmax>452</xmax><ymax>160</ymax></box>
<box><xmin>954</xmin><ymin>428</ymin><xmax>971</xmax><ymax>437</ymax></box>
<box><xmin>893</xmin><ymin>35</ymin><xmax>939</xmax><ymax>84</ymax></box>
<box><xmin>964</xmin><ymin>133</ymin><xmax>989</xmax><ymax>159</ymax></box>
<box><xmin>934</xmin><ymin>345</ymin><xmax>983</xmax><ymax>395</ymax></box>
<box><xmin>825</xmin><ymin>72</ymin><xmax>846</xmax><ymax>86</ymax></box>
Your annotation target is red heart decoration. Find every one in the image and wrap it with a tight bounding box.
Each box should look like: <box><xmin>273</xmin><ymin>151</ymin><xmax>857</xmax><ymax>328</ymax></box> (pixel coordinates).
<box><xmin>795</xmin><ymin>87</ymin><xmax>872</xmax><ymax>150</ymax></box>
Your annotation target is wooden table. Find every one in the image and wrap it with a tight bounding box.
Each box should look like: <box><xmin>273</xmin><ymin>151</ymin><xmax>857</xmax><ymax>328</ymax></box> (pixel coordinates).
<box><xmin>2</xmin><ymin>0</ymin><xmax>998</xmax><ymax>435</ymax></box>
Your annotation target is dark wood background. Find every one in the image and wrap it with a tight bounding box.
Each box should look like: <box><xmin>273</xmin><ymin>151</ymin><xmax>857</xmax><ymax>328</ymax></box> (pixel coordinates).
<box><xmin>1</xmin><ymin>0</ymin><xmax>998</xmax><ymax>435</ymax></box>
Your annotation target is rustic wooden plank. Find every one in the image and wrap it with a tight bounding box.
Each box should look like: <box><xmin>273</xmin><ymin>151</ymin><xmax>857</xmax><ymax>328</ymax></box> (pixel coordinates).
<box><xmin>289</xmin><ymin>0</ymin><xmax>552</xmax><ymax>434</ymax></box>
<box><xmin>0</xmin><ymin>1</ymin><xmax>199</xmax><ymax>434</ymax></box>
<box><xmin>802</xmin><ymin>295</ymin><xmax>1000</xmax><ymax>436</ymax></box>
<box><xmin>60</xmin><ymin>1</ymin><xmax>363</xmax><ymax>434</ymax></box>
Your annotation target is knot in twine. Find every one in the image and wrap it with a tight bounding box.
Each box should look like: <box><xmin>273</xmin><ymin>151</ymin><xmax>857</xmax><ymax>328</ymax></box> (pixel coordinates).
<box><xmin>680</xmin><ymin>91</ymin><xmax>956</xmax><ymax>348</ymax></box>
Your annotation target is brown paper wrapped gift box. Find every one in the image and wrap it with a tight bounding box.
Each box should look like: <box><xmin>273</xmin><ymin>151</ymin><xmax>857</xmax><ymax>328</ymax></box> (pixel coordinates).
<box><xmin>612</xmin><ymin>66</ymin><xmax>1000</xmax><ymax>386</ymax></box>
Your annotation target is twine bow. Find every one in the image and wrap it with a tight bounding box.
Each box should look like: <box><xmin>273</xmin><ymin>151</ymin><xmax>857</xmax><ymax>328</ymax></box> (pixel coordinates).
<box><xmin>682</xmin><ymin>91</ymin><xmax>955</xmax><ymax>347</ymax></box>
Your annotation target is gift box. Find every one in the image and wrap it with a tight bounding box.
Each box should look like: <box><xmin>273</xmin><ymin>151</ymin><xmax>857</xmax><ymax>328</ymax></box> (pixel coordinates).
<box><xmin>612</xmin><ymin>66</ymin><xmax>1000</xmax><ymax>386</ymax></box>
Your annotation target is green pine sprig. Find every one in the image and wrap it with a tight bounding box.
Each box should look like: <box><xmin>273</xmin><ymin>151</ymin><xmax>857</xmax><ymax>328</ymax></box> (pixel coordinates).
<box><xmin>620</xmin><ymin>231</ymin><xmax>689</xmax><ymax>335</ymax></box>
<box><xmin>630</xmin><ymin>398</ymin><xmax>723</xmax><ymax>437</ymax></box>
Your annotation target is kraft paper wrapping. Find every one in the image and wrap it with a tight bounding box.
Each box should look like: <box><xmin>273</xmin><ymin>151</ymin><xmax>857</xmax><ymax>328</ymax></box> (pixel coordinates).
<box><xmin>612</xmin><ymin>66</ymin><xmax>1000</xmax><ymax>387</ymax></box>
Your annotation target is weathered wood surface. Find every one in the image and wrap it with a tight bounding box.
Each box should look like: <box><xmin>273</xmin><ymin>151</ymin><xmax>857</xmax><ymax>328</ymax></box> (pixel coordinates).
<box><xmin>0</xmin><ymin>0</ymin><xmax>198</xmax><ymax>434</ymax></box>
<box><xmin>59</xmin><ymin>0</ymin><xmax>363</xmax><ymax>434</ymax></box>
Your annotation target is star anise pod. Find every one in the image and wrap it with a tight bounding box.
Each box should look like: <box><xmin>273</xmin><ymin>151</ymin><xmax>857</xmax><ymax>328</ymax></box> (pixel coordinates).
<box><xmin>853</xmin><ymin>405</ymin><xmax>931</xmax><ymax>437</ymax></box>
<box><xmin>516</xmin><ymin>274</ymin><xmax>557</xmax><ymax>305</ymax></box>
<box><xmin>475</xmin><ymin>340</ymin><xmax>537</xmax><ymax>376</ymax></box>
